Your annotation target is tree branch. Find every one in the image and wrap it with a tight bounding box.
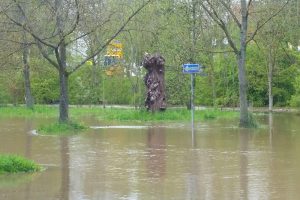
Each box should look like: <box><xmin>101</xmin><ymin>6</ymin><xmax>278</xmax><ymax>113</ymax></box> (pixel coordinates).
<box><xmin>68</xmin><ymin>0</ymin><xmax>153</xmax><ymax>75</ymax></box>
<box><xmin>65</xmin><ymin>11</ymin><xmax>114</xmax><ymax>46</ymax></box>
<box><xmin>6</xmin><ymin>1</ymin><xmax>57</xmax><ymax>48</ymax></box>
<box><xmin>246</xmin><ymin>0</ymin><xmax>253</xmax><ymax>17</ymax></box>
<box><xmin>220</xmin><ymin>1</ymin><xmax>241</xmax><ymax>28</ymax></box>
<box><xmin>35</xmin><ymin>39</ymin><xmax>59</xmax><ymax>69</ymax></box>
<box><xmin>200</xmin><ymin>1</ymin><xmax>239</xmax><ymax>55</ymax></box>
<box><xmin>246</xmin><ymin>0</ymin><xmax>290</xmax><ymax>45</ymax></box>
<box><xmin>59</xmin><ymin>0</ymin><xmax>80</xmax><ymax>45</ymax></box>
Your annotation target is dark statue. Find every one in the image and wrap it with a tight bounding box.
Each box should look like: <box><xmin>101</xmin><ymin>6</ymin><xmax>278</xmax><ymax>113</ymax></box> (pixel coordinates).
<box><xmin>143</xmin><ymin>53</ymin><xmax>167</xmax><ymax>111</ymax></box>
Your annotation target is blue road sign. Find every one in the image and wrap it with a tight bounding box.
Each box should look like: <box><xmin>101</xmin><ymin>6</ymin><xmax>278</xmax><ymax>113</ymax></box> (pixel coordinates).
<box><xmin>183</xmin><ymin>64</ymin><xmax>202</xmax><ymax>74</ymax></box>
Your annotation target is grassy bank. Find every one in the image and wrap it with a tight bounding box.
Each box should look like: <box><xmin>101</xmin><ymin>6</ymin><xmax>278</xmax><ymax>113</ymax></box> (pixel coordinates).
<box><xmin>0</xmin><ymin>105</ymin><xmax>238</xmax><ymax>121</ymax></box>
<box><xmin>0</xmin><ymin>155</ymin><xmax>41</xmax><ymax>174</ymax></box>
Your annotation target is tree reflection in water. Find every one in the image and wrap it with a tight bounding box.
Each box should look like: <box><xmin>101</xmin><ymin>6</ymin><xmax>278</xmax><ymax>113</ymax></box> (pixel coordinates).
<box><xmin>146</xmin><ymin>127</ymin><xmax>166</xmax><ymax>179</ymax></box>
<box><xmin>59</xmin><ymin>137</ymin><xmax>70</xmax><ymax>200</ymax></box>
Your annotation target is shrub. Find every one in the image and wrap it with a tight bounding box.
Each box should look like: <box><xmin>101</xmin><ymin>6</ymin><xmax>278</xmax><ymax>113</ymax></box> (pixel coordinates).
<box><xmin>0</xmin><ymin>155</ymin><xmax>41</xmax><ymax>174</ymax></box>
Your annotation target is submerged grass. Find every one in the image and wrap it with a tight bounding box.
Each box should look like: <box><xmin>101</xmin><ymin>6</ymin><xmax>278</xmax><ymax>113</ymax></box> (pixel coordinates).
<box><xmin>0</xmin><ymin>155</ymin><xmax>41</xmax><ymax>174</ymax></box>
<box><xmin>38</xmin><ymin>121</ymin><xmax>87</xmax><ymax>135</ymax></box>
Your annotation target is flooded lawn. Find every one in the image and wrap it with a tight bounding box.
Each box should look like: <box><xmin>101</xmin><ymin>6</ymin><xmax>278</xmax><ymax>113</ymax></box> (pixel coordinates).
<box><xmin>1</xmin><ymin>113</ymin><xmax>300</xmax><ymax>200</ymax></box>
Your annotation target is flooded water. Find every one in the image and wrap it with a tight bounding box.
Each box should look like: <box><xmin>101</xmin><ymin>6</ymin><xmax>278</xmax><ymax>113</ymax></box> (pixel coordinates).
<box><xmin>1</xmin><ymin>113</ymin><xmax>300</xmax><ymax>200</ymax></box>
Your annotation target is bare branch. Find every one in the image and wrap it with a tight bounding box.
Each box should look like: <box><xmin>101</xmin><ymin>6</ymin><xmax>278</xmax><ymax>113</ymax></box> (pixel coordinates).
<box><xmin>246</xmin><ymin>0</ymin><xmax>290</xmax><ymax>44</ymax></box>
<box><xmin>200</xmin><ymin>1</ymin><xmax>239</xmax><ymax>54</ymax></box>
<box><xmin>198</xmin><ymin>49</ymin><xmax>235</xmax><ymax>54</ymax></box>
<box><xmin>220</xmin><ymin>1</ymin><xmax>241</xmax><ymax>28</ymax></box>
<box><xmin>59</xmin><ymin>0</ymin><xmax>80</xmax><ymax>45</ymax></box>
<box><xmin>0</xmin><ymin>47</ymin><xmax>23</xmax><ymax>68</ymax></box>
<box><xmin>65</xmin><ymin>11</ymin><xmax>115</xmax><ymax>46</ymax></box>
<box><xmin>246</xmin><ymin>0</ymin><xmax>253</xmax><ymax>17</ymax></box>
<box><xmin>68</xmin><ymin>0</ymin><xmax>153</xmax><ymax>75</ymax></box>
<box><xmin>6</xmin><ymin>1</ymin><xmax>57</xmax><ymax>48</ymax></box>
<box><xmin>35</xmin><ymin>40</ymin><xmax>59</xmax><ymax>69</ymax></box>
<box><xmin>0</xmin><ymin>38</ymin><xmax>35</xmax><ymax>45</ymax></box>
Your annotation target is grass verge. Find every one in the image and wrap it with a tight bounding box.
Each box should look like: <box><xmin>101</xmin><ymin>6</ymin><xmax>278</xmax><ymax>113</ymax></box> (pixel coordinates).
<box><xmin>0</xmin><ymin>155</ymin><xmax>41</xmax><ymax>174</ymax></box>
<box><xmin>0</xmin><ymin>105</ymin><xmax>57</xmax><ymax>118</ymax></box>
<box><xmin>0</xmin><ymin>105</ymin><xmax>239</xmax><ymax>122</ymax></box>
<box><xmin>92</xmin><ymin>108</ymin><xmax>238</xmax><ymax>122</ymax></box>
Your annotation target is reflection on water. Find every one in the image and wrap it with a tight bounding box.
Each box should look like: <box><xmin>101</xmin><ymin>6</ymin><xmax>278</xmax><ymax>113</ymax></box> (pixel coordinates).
<box><xmin>146</xmin><ymin>128</ymin><xmax>166</xmax><ymax>179</ymax></box>
<box><xmin>1</xmin><ymin>113</ymin><xmax>300</xmax><ymax>199</ymax></box>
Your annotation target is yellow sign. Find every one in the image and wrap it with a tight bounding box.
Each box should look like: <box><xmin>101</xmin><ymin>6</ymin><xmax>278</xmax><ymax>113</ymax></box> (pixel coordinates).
<box><xmin>86</xmin><ymin>60</ymin><xmax>93</xmax><ymax>66</ymax></box>
<box><xmin>106</xmin><ymin>40</ymin><xmax>123</xmax><ymax>59</ymax></box>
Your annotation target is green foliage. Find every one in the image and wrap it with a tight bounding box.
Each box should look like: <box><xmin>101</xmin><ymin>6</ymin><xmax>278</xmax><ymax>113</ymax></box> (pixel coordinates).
<box><xmin>31</xmin><ymin>58</ymin><xmax>59</xmax><ymax>104</ymax></box>
<box><xmin>165</xmin><ymin>70</ymin><xmax>189</xmax><ymax>105</ymax></box>
<box><xmin>103</xmin><ymin>75</ymin><xmax>133</xmax><ymax>104</ymax></box>
<box><xmin>0</xmin><ymin>0</ymin><xmax>299</xmax><ymax>110</ymax></box>
<box><xmin>38</xmin><ymin>121</ymin><xmax>87</xmax><ymax>135</ymax></box>
<box><xmin>247</xmin><ymin>45</ymin><xmax>268</xmax><ymax>107</ymax></box>
<box><xmin>290</xmin><ymin>75</ymin><xmax>300</xmax><ymax>107</ymax></box>
<box><xmin>69</xmin><ymin>63</ymin><xmax>102</xmax><ymax>104</ymax></box>
<box><xmin>0</xmin><ymin>155</ymin><xmax>41</xmax><ymax>174</ymax></box>
<box><xmin>0</xmin><ymin>87</ymin><xmax>10</xmax><ymax>105</ymax></box>
<box><xmin>213</xmin><ymin>53</ymin><xmax>239</xmax><ymax>107</ymax></box>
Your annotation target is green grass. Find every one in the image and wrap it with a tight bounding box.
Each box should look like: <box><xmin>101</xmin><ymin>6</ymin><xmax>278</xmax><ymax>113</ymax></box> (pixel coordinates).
<box><xmin>0</xmin><ymin>155</ymin><xmax>41</xmax><ymax>174</ymax></box>
<box><xmin>91</xmin><ymin>108</ymin><xmax>238</xmax><ymax>122</ymax></box>
<box><xmin>0</xmin><ymin>105</ymin><xmax>57</xmax><ymax>118</ymax></box>
<box><xmin>38</xmin><ymin>121</ymin><xmax>87</xmax><ymax>135</ymax></box>
<box><xmin>0</xmin><ymin>105</ymin><xmax>238</xmax><ymax>122</ymax></box>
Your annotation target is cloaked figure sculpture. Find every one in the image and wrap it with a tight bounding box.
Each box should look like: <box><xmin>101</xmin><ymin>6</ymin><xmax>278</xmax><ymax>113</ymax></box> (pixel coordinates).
<box><xmin>143</xmin><ymin>53</ymin><xmax>167</xmax><ymax>112</ymax></box>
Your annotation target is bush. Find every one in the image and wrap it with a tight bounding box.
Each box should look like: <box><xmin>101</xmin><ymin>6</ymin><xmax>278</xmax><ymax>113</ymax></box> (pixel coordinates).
<box><xmin>0</xmin><ymin>155</ymin><xmax>41</xmax><ymax>174</ymax></box>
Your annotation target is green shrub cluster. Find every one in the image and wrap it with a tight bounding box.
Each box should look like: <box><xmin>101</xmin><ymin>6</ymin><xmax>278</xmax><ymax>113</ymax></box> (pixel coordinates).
<box><xmin>0</xmin><ymin>155</ymin><xmax>41</xmax><ymax>174</ymax></box>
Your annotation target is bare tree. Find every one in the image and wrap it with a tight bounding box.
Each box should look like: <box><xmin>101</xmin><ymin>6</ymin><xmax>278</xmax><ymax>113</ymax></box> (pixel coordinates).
<box><xmin>0</xmin><ymin>1</ymin><xmax>34</xmax><ymax>108</ymax></box>
<box><xmin>3</xmin><ymin>0</ymin><xmax>152</xmax><ymax>122</ymax></box>
<box><xmin>199</xmin><ymin>0</ymin><xmax>289</xmax><ymax>127</ymax></box>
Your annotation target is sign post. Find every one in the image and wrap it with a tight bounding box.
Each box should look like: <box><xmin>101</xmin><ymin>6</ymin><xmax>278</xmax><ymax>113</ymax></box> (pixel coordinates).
<box><xmin>183</xmin><ymin>64</ymin><xmax>202</xmax><ymax>132</ymax></box>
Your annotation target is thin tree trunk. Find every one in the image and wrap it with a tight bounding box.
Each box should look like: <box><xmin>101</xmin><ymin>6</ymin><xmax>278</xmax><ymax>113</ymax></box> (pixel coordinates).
<box><xmin>268</xmin><ymin>49</ymin><xmax>273</xmax><ymax>112</ymax></box>
<box><xmin>238</xmin><ymin>0</ymin><xmax>249</xmax><ymax>127</ymax></box>
<box><xmin>20</xmin><ymin>2</ymin><xmax>34</xmax><ymax>108</ymax></box>
<box><xmin>22</xmin><ymin>34</ymin><xmax>34</xmax><ymax>108</ymax></box>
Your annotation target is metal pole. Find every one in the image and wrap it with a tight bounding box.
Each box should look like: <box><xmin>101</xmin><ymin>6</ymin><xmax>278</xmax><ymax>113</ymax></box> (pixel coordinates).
<box><xmin>102</xmin><ymin>70</ymin><xmax>105</xmax><ymax>108</ymax></box>
<box><xmin>191</xmin><ymin>73</ymin><xmax>195</xmax><ymax>129</ymax></box>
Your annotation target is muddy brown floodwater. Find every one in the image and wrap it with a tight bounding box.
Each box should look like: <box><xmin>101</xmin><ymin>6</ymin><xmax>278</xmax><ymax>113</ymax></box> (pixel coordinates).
<box><xmin>1</xmin><ymin>113</ymin><xmax>300</xmax><ymax>200</ymax></box>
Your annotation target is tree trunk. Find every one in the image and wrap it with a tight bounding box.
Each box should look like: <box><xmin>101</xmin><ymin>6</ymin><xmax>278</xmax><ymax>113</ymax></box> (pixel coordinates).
<box><xmin>20</xmin><ymin>2</ymin><xmax>34</xmax><ymax>108</ymax></box>
<box><xmin>268</xmin><ymin>49</ymin><xmax>274</xmax><ymax>112</ymax></box>
<box><xmin>143</xmin><ymin>53</ymin><xmax>167</xmax><ymax>112</ymax></box>
<box><xmin>59</xmin><ymin>67</ymin><xmax>69</xmax><ymax>123</ymax></box>
<box><xmin>55</xmin><ymin>0</ymin><xmax>69</xmax><ymax>123</ymax></box>
<box><xmin>238</xmin><ymin>0</ymin><xmax>249</xmax><ymax>127</ymax></box>
<box><xmin>22</xmin><ymin>35</ymin><xmax>34</xmax><ymax>109</ymax></box>
<box><xmin>57</xmin><ymin>40</ymin><xmax>69</xmax><ymax>123</ymax></box>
